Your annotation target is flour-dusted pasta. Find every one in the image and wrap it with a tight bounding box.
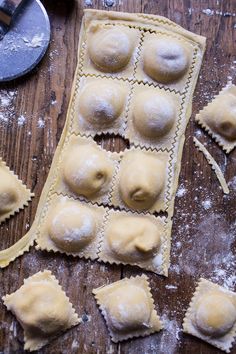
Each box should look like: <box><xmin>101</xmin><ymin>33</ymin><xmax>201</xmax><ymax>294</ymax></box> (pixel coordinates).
<box><xmin>196</xmin><ymin>84</ymin><xmax>236</xmax><ymax>153</ymax></box>
<box><xmin>183</xmin><ymin>278</ymin><xmax>236</xmax><ymax>353</ymax></box>
<box><xmin>3</xmin><ymin>270</ymin><xmax>81</xmax><ymax>351</ymax></box>
<box><xmin>0</xmin><ymin>158</ymin><xmax>34</xmax><ymax>224</ymax></box>
<box><xmin>93</xmin><ymin>275</ymin><xmax>163</xmax><ymax>342</ymax></box>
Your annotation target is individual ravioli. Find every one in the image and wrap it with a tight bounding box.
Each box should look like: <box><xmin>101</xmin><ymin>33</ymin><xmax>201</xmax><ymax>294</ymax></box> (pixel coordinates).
<box><xmin>93</xmin><ymin>275</ymin><xmax>162</xmax><ymax>342</ymax></box>
<box><xmin>78</xmin><ymin>79</ymin><xmax>126</xmax><ymax>131</ymax></box>
<box><xmin>106</xmin><ymin>215</ymin><xmax>161</xmax><ymax>261</ymax></box>
<box><xmin>2</xmin><ymin>270</ymin><xmax>81</xmax><ymax>351</ymax></box>
<box><xmin>196</xmin><ymin>84</ymin><xmax>236</xmax><ymax>153</ymax></box>
<box><xmin>114</xmin><ymin>150</ymin><xmax>168</xmax><ymax>212</ymax></box>
<box><xmin>98</xmin><ymin>210</ymin><xmax>167</xmax><ymax>275</ymax></box>
<box><xmin>36</xmin><ymin>195</ymin><xmax>105</xmax><ymax>259</ymax></box>
<box><xmin>183</xmin><ymin>278</ymin><xmax>236</xmax><ymax>353</ymax></box>
<box><xmin>60</xmin><ymin>136</ymin><xmax>115</xmax><ymax>201</ymax></box>
<box><xmin>132</xmin><ymin>89</ymin><xmax>177</xmax><ymax>139</ymax></box>
<box><xmin>142</xmin><ymin>36</ymin><xmax>190</xmax><ymax>84</ymax></box>
<box><xmin>0</xmin><ymin>159</ymin><xmax>34</xmax><ymax>224</ymax></box>
<box><xmin>87</xmin><ymin>25</ymin><xmax>136</xmax><ymax>73</ymax></box>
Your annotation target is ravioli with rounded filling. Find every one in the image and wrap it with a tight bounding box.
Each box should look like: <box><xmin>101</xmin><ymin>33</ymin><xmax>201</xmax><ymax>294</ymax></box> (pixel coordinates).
<box><xmin>0</xmin><ymin>169</ymin><xmax>19</xmax><ymax>215</ymax></box>
<box><xmin>47</xmin><ymin>201</ymin><xmax>97</xmax><ymax>253</ymax></box>
<box><xmin>88</xmin><ymin>26</ymin><xmax>135</xmax><ymax>72</ymax></box>
<box><xmin>143</xmin><ymin>37</ymin><xmax>190</xmax><ymax>84</ymax></box>
<box><xmin>204</xmin><ymin>93</ymin><xmax>236</xmax><ymax>141</ymax></box>
<box><xmin>106</xmin><ymin>215</ymin><xmax>161</xmax><ymax>262</ymax></box>
<box><xmin>106</xmin><ymin>284</ymin><xmax>151</xmax><ymax>332</ymax></box>
<box><xmin>194</xmin><ymin>292</ymin><xmax>236</xmax><ymax>337</ymax></box>
<box><xmin>119</xmin><ymin>151</ymin><xmax>166</xmax><ymax>210</ymax></box>
<box><xmin>62</xmin><ymin>143</ymin><xmax>114</xmax><ymax>198</ymax></box>
<box><xmin>133</xmin><ymin>90</ymin><xmax>176</xmax><ymax>139</ymax></box>
<box><xmin>79</xmin><ymin>81</ymin><xmax>125</xmax><ymax>128</ymax></box>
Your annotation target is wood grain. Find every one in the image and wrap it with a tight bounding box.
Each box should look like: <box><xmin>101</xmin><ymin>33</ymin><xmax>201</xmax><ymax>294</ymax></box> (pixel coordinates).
<box><xmin>0</xmin><ymin>0</ymin><xmax>236</xmax><ymax>353</ymax></box>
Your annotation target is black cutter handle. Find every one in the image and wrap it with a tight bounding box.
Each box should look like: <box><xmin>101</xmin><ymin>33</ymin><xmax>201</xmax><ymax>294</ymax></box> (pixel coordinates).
<box><xmin>0</xmin><ymin>0</ymin><xmax>24</xmax><ymax>25</ymax></box>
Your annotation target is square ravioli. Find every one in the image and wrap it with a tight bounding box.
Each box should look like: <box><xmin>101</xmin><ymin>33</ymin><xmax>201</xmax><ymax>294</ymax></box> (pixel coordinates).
<box><xmin>98</xmin><ymin>209</ymin><xmax>168</xmax><ymax>275</ymax></box>
<box><xmin>53</xmin><ymin>134</ymin><xmax>119</xmax><ymax>205</ymax></box>
<box><xmin>111</xmin><ymin>148</ymin><xmax>170</xmax><ymax>213</ymax></box>
<box><xmin>0</xmin><ymin>158</ymin><xmax>34</xmax><ymax>224</ymax></box>
<box><xmin>2</xmin><ymin>270</ymin><xmax>81</xmax><ymax>351</ymax></box>
<box><xmin>36</xmin><ymin>194</ymin><xmax>106</xmax><ymax>260</ymax></box>
<box><xmin>183</xmin><ymin>278</ymin><xmax>236</xmax><ymax>353</ymax></box>
<box><xmin>81</xmin><ymin>23</ymin><xmax>141</xmax><ymax>80</ymax></box>
<box><xmin>93</xmin><ymin>275</ymin><xmax>162</xmax><ymax>342</ymax></box>
<box><xmin>135</xmin><ymin>31</ymin><xmax>194</xmax><ymax>93</ymax></box>
<box><xmin>195</xmin><ymin>84</ymin><xmax>236</xmax><ymax>153</ymax></box>
<box><xmin>125</xmin><ymin>83</ymin><xmax>182</xmax><ymax>150</ymax></box>
<box><xmin>72</xmin><ymin>76</ymin><xmax>131</xmax><ymax>136</ymax></box>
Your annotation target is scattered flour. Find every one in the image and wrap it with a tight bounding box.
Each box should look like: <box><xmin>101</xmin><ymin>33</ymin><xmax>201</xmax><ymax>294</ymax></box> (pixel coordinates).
<box><xmin>37</xmin><ymin>117</ymin><xmax>45</xmax><ymax>128</ymax></box>
<box><xmin>165</xmin><ymin>285</ymin><xmax>177</xmax><ymax>290</ymax></box>
<box><xmin>159</xmin><ymin>314</ymin><xmax>181</xmax><ymax>354</ymax></box>
<box><xmin>71</xmin><ymin>339</ymin><xmax>79</xmax><ymax>349</ymax></box>
<box><xmin>103</xmin><ymin>0</ymin><xmax>116</xmax><ymax>6</ymax></box>
<box><xmin>228</xmin><ymin>176</ymin><xmax>236</xmax><ymax>191</ymax></box>
<box><xmin>24</xmin><ymin>33</ymin><xmax>45</xmax><ymax>48</ymax></box>
<box><xmin>84</xmin><ymin>0</ymin><xmax>93</xmax><ymax>5</ymax></box>
<box><xmin>17</xmin><ymin>115</ymin><xmax>26</xmax><ymax>126</ymax></box>
<box><xmin>202</xmin><ymin>8</ymin><xmax>214</xmax><ymax>16</ymax></box>
<box><xmin>202</xmin><ymin>199</ymin><xmax>212</xmax><ymax>210</ymax></box>
<box><xmin>176</xmin><ymin>185</ymin><xmax>186</xmax><ymax>198</ymax></box>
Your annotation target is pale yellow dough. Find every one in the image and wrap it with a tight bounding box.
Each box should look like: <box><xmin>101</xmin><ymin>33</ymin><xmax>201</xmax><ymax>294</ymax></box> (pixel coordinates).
<box><xmin>88</xmin><ymin>25</ymin><xmax>135</xmax><ymax>72</ymax></box>
<box><xmin>47</xmin><ymin>201</ymin><xmax>97</xmax><ymax>253</ymax></box>
<box><xmin>143</xmin><ymin>36</ymin><xmax>190</xmax><ymax>84</ymax></box>
<box><xmin>3</xmin><ymin>270</ymin><xmax>80</xmax><ymax>351</ymax></box>
<box><xmin>98</xmin><ymin>209</ymin><xmax>167</xmax><ymax>274</ymax></box>
<box><xmin>203</xmin><ymin>93</ymin><xmax>236</xmax><ymax>141</ymax></box>
<box><xmin>183</xmin><ymin>278</ymin><xmax>236</xmax><ymax>353</ymax></box>
<box><xmin>195</xmin><ymin>293</ymin><xmax>236</xmax><ymax>337</ymax></box>
<box><xmin>0</xmin><ymin>169</ymin><xmax>19</xmax><ymax>215</ymax></box>
<box><xmin>36</xmin><ymin>195</ymin><xmax>105</xmax><ymax>259</ymax></box>
<box><xmin>0</xmin><ymin>159</ymin><xmax>34</xmax><ymax>224</ymax></box>
<box><xmin>118</xmin><ymin>150</ymin><xmax>166</xmax><ymax>211</ymax></box>
<box><xmin>196</xmin><ymin>84</ymin><xmax>236</xmax><ymax>153</ymax></box>
<box><xmin>78</xmin><ymin>80</ymin><xmax>126</xmax><ymax>128</ymax></box>
<box><xmin>106</xmin><ymin>215</ymin><xmax>161</xmax><ymax>262</ymax></box>
<box><xmin>62</xmin><ymin>140</ymin><xmax>114</xmax><ymax>198</ymax></box>
<box><xmin>93</xmin><ymin>275</ymin><xmax>162</xmax><ymax>342</ymax></box>
<box><xmin>132</xmin><ymin>89</ymin><xmax>176</xmax><ymax>139</ymax></box>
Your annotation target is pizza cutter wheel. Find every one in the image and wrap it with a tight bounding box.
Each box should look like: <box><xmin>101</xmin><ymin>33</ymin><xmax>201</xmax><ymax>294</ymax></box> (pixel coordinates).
<box><xmin>0</xmin><ymin>0</ymin><xmax>50</xmax><ymax>81</ymax></box>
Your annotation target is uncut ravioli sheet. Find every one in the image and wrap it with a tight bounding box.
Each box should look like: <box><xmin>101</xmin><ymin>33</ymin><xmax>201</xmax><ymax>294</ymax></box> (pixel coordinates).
<box><xmin>0</xmin><ymin>10</ymin><xmax>206</xmax><ymax>276</ymax></box>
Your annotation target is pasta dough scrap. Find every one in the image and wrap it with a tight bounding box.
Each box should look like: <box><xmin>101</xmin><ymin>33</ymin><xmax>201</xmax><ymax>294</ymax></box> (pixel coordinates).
<box><xmin>98</xmin><ymin>209</ymin><xmax>167</xmax><ymax>275</ymax></box>
<box><xmin>112</xmin><ymin>149</ymin><xmax>168</xmax><ymax>212</ymax></box>
<box><xmin>3</xmin><ymin>270</ymin><xmax>81</xmax><ymax>351</ymax></box>
<box><xmin>193</xmin><ymin>137</ymin><xmax>229</xmax><ymax>194</ymax></box>
<box><xmin>55</xmin><ymin>135</ymin><xmax>116</xmax><ymax>204</ymax></box>
<box><xmin>196</xmin><ymin>84</ymin><xmax>236</xmax><ymax>153</ymax></box>
<box><xmin>0</xmin><ymin>158</ymin><xmax>34</xmax><ymax>224</ymax></box>
<box><xmin>36</xmin><ymin>195</ymin><xmax>105</xmax><ymax>259</ymax></box>
<box><xmin>93</xmin><ymin>275</ymin><xmax>162</xmax><ymax>342</ymax></box>
<box><xmin>183</xmin><ymin>278</ymin><xmax>236</xmax><ymax>353</ymax></box>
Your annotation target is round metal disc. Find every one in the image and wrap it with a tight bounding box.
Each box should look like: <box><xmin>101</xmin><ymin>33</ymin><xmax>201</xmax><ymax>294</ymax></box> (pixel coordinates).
<box><xmin>0</xmin><ymin>0</ymin><xmax>50</xmax><ymax>81</ymax></box>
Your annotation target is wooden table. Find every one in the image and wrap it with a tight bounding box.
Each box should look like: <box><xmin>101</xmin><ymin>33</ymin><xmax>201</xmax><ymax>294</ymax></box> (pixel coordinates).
<box><xmin>0</xmin><ymin>0</ymin><xmax>235</xmax><ymax>353</ymax></box>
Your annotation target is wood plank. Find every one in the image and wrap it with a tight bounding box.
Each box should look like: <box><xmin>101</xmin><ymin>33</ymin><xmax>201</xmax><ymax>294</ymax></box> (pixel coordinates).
<box><xmin>0</xmin><ymin>0</ymin><xmax>235</xmax><ymax>353</ymax></box>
